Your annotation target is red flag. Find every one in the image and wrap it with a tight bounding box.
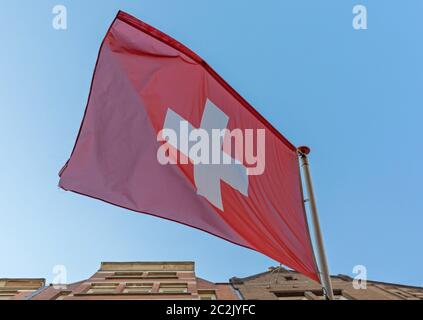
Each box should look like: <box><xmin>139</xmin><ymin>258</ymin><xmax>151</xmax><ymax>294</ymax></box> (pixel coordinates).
<box><xmin>59</xmin><ymin>11</ymin><xmax>319</xmax><ymax>282</ymax></box>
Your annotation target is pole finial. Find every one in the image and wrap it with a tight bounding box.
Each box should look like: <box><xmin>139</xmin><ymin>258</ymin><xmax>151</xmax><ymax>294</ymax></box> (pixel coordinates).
<box><xmin>298</xmin><ymin>146</ymin><xmax>311</xmax><ymax>155</ymax></box>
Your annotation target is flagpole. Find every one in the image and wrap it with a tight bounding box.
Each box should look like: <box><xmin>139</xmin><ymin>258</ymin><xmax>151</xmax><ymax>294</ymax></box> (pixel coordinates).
<box><xmin>298</xmin><ymin>146</ymin><xmax>334</xmax><ymax>300</ymax></box>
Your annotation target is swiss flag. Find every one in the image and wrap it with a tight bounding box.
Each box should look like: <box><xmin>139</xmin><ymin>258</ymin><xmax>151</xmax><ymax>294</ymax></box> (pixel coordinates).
<box><xmin>59</xmin><ymin>11</ymin><xmax>319</xmax><ymax>282</ymax></box>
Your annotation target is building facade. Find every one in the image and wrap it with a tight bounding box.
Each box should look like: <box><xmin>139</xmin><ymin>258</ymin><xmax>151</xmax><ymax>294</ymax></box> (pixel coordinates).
<box><xmin>230</xmin><ymin>266</ymin><xmax>423</xmax><ymax>300</ymax></box>
<box><xmin>2</xmin><ymin>262</ymin><xmax>422</xmax><ymax>300</ymax></box>
<box><xmin>0</xmin><ymin>278</ymin><xmax>45</xmax><ymax>300</ymax></box>
<box><xmin>32</xmin><ymin>261</ymin><xmax>238</xmax><ymax>300</ymax></box>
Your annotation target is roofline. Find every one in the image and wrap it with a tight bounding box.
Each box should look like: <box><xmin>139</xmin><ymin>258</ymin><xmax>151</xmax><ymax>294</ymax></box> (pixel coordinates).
<box><xmin>230</xmin><ymin>268</ymin><xmax>293</xmax><ymax>284</ymax></box>
<box><xmin>230</xmin><ymin>270</ymin><xmax>423</xmax><ymax>290</ymax></box>
<box><xmin>99</xmin><ymin>261</ymin><xmax>195</xmax><ymax>272</ymax></box>
<box><xmin>0</xmin><ymin>278</ymin><xmax>45</xmax><ymax>282</ymax></box>
<box><xmin>336</xmin><ymin>274</ymin><xmax>423</xmax><ymax>290</ymax></box>
<box><xmin>196</xmin><ymin>277</ymin><xmax>231</xmax><ymax>285</ymax></box>
<box><xmin>101</xmin><ymin>261</ymin><xmax>195</xmax><ymax>266</ymax></box>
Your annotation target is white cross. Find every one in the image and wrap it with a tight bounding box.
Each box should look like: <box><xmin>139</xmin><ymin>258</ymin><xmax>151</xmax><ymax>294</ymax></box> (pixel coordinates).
<box><xmin>163</xmin><ymin>99</ymin><xmax>249</xmax><ymax>211</ymax></box>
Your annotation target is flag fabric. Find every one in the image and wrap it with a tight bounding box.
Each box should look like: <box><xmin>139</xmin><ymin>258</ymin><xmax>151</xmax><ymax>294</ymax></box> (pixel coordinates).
<box><xmin>59</xmin><ymin>11</ymin><xmax>319</xmax><ymax>282</ymax></box>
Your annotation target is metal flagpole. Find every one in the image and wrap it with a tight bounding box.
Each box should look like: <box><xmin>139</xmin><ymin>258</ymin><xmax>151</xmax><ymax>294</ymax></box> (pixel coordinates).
<box><xmin>298</xmin><ymin>146</ymin><xmax>334</xmax><ymax>300</ymax></box>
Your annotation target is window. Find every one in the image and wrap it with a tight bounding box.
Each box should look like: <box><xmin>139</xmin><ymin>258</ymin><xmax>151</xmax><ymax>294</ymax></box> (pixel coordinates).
<box><xmin>275</xmin><ymin>292</ymin><xmax>308</xmax><ymax>300</ymax></box>
<box><xmin>274</xmin><ymin>289</ymin><xmax>347</xmax><ymax>300</ymax></box>
<box><xmin>405</xmin><ymin>290</ymin><xmax>423</xmax><ymax>300</ymax></box>
<box><xmin>145</xmin><ymin>272</ymin><xmax>178</xmax><ymax>279</ymax></box>
<box><xmin>123</xmin><ymin>283</ymin><xmax>153</xmax><ymax>294</ymax></box>
<box><xmin>87</xmin><ymin>283</ymin><xmax>118</xmax><ymax>294</ymax></box>
<box><xmin>159</xmin><ymin>283</ymin><xmax>188</xmax><ymax>294</ymax></box>
<box><xmin>198</xmin><ymin>290</ymin><xmax>217</xmax><ymax>300</ymax></box>
<box><xmin>389</xmin><ymin>289</ymin><xmax>418</xmax><ymax>299</ymax></box>
<box><xmin>107</xmin><ymin>272</ymin><xmax>144</xmax><ymax>279</ymax></box>
<box><xmin>311</xmin><ymin>293</ymin><xmax>348</xmax><ymax>300</ymax></box>
<box><xmin>307</xmin><ymin>289</ymin><xmax>347</xmax><ymax>300</ymax></box>
<box><xmin>0</xmin><ymin>291</ymin><xmax>16</xmax><ymax>300</ymax></box>
<box><xmin>55</xmin><ymin>291</ymin><xmax>71</xmax><ymax>300</ymax></box>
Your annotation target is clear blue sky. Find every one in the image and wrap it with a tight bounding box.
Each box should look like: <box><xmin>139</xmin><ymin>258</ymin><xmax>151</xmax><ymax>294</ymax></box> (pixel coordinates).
<box><xmin>1</xmin><ymin>0</ymin><xmax>422</xmax><ymax>286</ymax></box>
